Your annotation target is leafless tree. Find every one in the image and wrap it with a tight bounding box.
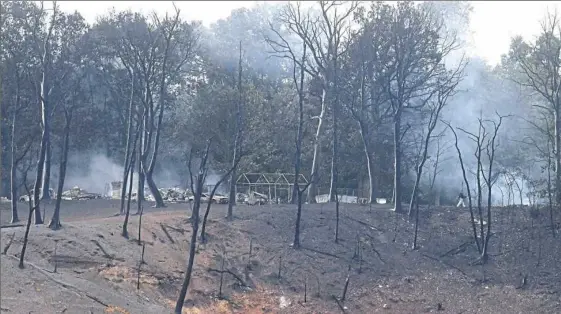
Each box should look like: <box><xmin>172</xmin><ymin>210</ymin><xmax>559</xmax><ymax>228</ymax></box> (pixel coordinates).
<box><xmin>408</xmin><ymin>63</ymin><xmax>465</xmax><ymax>218</ymax></box>
<box><xmin>276</xmin><ymin>1</ymin><xmax>358</xmax><ymax>203</ymax></box>
<box><xmin>122</xmin><ymin>120</ymin><xmax>143</xmax><ymax>238</ymax></box>
<box><xmin>18</xmin><ymin>156</ymin><xmax>39</xmax><ymax>268</ymax></box>
<box><xmin>459</xmin><ymin>113</ymin><xmax>507</xmax><ymax>262</ymax></box>
<box><xmin>510</xmin><ymin>10</ymin><xmax>561</xmax><ymax>204</ymax></box>
<box><xmin>382</xmin><ymin>2</ymin><xmax>459</xmax><ymax>213</ymax></box>
<box><xmin>266</xmin><ymin>11</ymin><xmax>309</xmax><ymax>205</ymax></box>
<box><xmin>175</xmin><ymin>139</ymin><xmax>211</xmax><ymax>314</ymax></box>
<box><xmin>293</xmin><ymin>174</ymin><xmax>315</xmax><ymax>249</ymax></box>
<box><xmin>119</xmin><ymin>69</ymin><xmax>136</xmax><ymax>215</ymax></box>
<box><xmin>444</xmin><ymin>121</ymin><xmax>481</xmax><ymax>252</ymax></box>
<box><xmin>227</xmin><ymin>41</ymin><xmax>245</xmax><ymax>220</ymax></box>
<box><xmin>29</xmin><ymin>1</ymin><xmax>59</xmax><ymax>223</ymax></box>
<box><xmin>201</xmin><ymin>156</ymin><xmax>242</xmax><ymax>243</ymax></box>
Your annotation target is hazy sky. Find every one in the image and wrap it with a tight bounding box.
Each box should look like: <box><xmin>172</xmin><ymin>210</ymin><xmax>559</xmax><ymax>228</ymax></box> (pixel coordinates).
<box><xmin>53</xmin><ymin>1</ymin><xmax>560</xmax><ymax>66</ymax></box>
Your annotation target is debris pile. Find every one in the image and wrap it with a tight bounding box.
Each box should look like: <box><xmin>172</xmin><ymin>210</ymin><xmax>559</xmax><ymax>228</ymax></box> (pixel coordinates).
<box><xmin>158</xmin><ymin>187</ymin><xmax>190</xmax><ymax>202</ymax></box>
<box><xmin>60</xmin><ymin>186</ymin><xmax>102</xmax><ymax>200</ymax></box>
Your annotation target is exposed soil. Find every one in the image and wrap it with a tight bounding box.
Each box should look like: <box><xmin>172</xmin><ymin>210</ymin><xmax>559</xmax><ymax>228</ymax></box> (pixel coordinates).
<box><xmin>1</xmin><ymin>201</ymin><xmax>560</xmax><ymax>313</ymax></box>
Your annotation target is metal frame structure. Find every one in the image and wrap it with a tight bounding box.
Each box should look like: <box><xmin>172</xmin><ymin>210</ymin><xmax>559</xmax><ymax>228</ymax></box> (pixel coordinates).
<box><xmin>235</xmin><ymin>172</ymin><xmax>308</xmax><ymax>203</ymax></box>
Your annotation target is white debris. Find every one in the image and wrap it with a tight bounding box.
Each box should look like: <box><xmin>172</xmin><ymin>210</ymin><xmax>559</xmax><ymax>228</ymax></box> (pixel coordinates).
<box><xmin>279</xmin><ymin>296</ymin><xmax>291</xmax><ymax>309</ymax></box>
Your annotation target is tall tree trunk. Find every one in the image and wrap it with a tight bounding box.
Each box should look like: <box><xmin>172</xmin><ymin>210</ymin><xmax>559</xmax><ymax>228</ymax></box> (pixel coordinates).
<box><xmin>120</xmin><ymin>71</ymin><xmax>135</xmax><ymax>214</ymax></box>
<box><xmin>393</xmin><ymin>114</ymin><xmax>403</xmax><ymax>213</ymax></box>
<box><xmin>358</xmin><ymin>122</ymin><xmax>375</xmax><ymax>203</ymax></box>
<box><xmin>137</xmin><ymin>129</ymin><xmax>145</xmax><ymax>215</ymax></box>
<box><xmin>293</xmin><ymin>188</ymin><xmax>305</xmax><ymax>248</ymax></box>
<box><xmin>122</xmin><ymin>146</ymin><xmax>137</xmax><ymax>238</ymax></box>
<box><xmin>41</xmin><ymin>141</ymin><xmax>51</xmax><ymax>200</ymax></box>
<box><xmin>144</xmin><ymin>100</ymin><xmax>166</xmax><ymax>208</ymax></box>
<box><xmin>201</xmin><ymin>165</ymin><xmax>236</xmax><ymax>242</ymax></box>
<box><xmin>175</xmin><ymin>142</ymin><xmax>210</xmax><ymax>314</ymax></box>
<box><xmin>227</xmin><ymin>41</ymin><xmax>244</xmax><ymax>220</ymax></box>
<box><xmin>49</xmin><ymin>111</ymin><xmax>71</xmax><ymax>230</ymax></box>
<box><xmin>292</xmin><ymin>43</ymin><xmax>306</xmax><ymax>205</ymax></box>
<box><xmin>555</xmin><ymin>109</ymin><xmax>561</xmax><ymax>205</ymax></box>
<box><xmin>329</xmin><ymin>57</ymin><xmax>340</xmax><ymax>203</ymax></box>
<box><xmin>10</xmin><ymin>103</ymin><xmax>19</xmax><ymax>223</ymax></box>
<box><xmin>307</xmin><ymin>88</ymin><xmax>326</xmax><ymax>204</ymax></box>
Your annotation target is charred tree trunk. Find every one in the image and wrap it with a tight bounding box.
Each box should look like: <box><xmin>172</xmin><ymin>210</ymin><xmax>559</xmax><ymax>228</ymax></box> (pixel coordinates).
<box><xmin>48</xmin><ymin>110</ymin><xmax>71</xmax><ymax>230</ymax></box>
<box><xmin>201</xmin><ymin>161</ymin><xmax>238</xmax><ymax>242</ymax></box>
<box><xmin>137</xmin><ymin>123</ymin><xmax>145</xmax><ymax>215</ymax></box>
<box><xmin>227</xmin><ymin>41</ymin><xmax>244</xmax><ymax>220</ymax></box>
<box><xmin>358</xmin><ymin>122</ymin><xmax>376</xmax><ymax>204</ymax></box>
<box><xmin>40</xmin><ymin>140</ymin><xmax>51</xmax><ymax>200</ymax></box>
<box><xmin>10</xmin><ymin>97</ymin><xmax>19</xmax><ymax>223</ymax></box>
<box><xmin>122</xmin><ymin>151</ymin><xmax>136</xmax><ymax>238</ymax></box>
<box><xmin>120</xmin><ymin>71</ymin><xmax>135</xmax><ymax>214</ymax></box>
<box><xmin>447</xmin><ymin>123</ymin><xmax>480</xmax><ymax>252</ymax></box>
<box><xmin>124</xmin><ymin>118</ymin><xmax>142</xmax><ymax>236</ymax></box>
<box><xmin>291</xmin><ymin>42</ymin><xmax>306</xmax><ymax>205</ymax></box>
<box><xmin>393</xmin><ymin>113</ymin><xmax>403</xmax><ymax>213</ymax></box>
<box><xmin>33</xmin><ymin>4</ymin><xmax>58</xmax><ymax>224</ymax></box>
<box><xmin>175</xmin><ymin>142</ymin><xmax>210</xmax><ymax>314</ymax></box>
<box><xmin>19</xmin><ymin>201</ymin><xmax>36</xmax><ymax>268</ymax></box>
<box><xmin>144</xmin><ymin>99</ymin><xmax>166</xmax><ymax>208</ymax></box>
<box><xmin>307</xmin><ymin>88</ymin><xmax>326</xmax><ymax>204</ymax></box>
<box><xmin>546</xmin><ymin>129</ymin><xmax>556</xmax><ymax>237</ymax></box>
<box><xmin>33</xmin><ymin>80</ymin><xmax>48</xmax><ymax>225</ymax></box>
<box><xmin>555</xmin><ymin>109</ymin><xmax>561</xmax><ymax>205</ymax></box>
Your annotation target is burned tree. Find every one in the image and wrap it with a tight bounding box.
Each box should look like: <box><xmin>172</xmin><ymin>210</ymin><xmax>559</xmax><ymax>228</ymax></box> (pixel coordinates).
<box><xmin>120</xmin><ymin>69</ymin><xmax>136</xmax><ymax>215</ymax></box>
<box><xmin>276</xmin><ymin>1</ymin><xmax>358</xmax><ymax>203</ymax></box>
<box><xmin>408</xmin><ymin>64</ymin><xmax>464</xmax><ymax>218</ymax></box>
<box><xmin>201</xmin><ymin>155</ymin><xmax>242</xmax><ymax>242</ymax></box>
<box><xmin>342</xmin><ymin>3</ymin><xmax>394</xmax><ymax>204</ymax></box>
<box><xmin>226</xmin><ymin>41</ymin><xmax>245</xmax><ymax>221</ymax></box>
<box><xmin>509</xmin><ymin>11</ymin><xmax>561</xmax><ymax>204</ymax></box>
<box><xmin>175</xmin><ymin>139</ymin><xmax>211</xmax><ymax>314</ymax></box>
<box><xmin>48</xmin><ymin>102</ymin><xmax>71</xmax><ymax>230</ymax></box>
<box><xmin>122</xmin><ymin>120</ymin><xmax>143</xmax><ymax>238</ymax></box>
<box><xmin>18</xmin><ymin>155</ymin><xmax>39</xmax><ymax>268</ymax></box>
<box><xmin>30</xmin><ymin>1</ymin><xmax>59</xmax><ymax>223</ymax></box>
<box><xmin>102</xmin><ymin>7</ymin><xmax>199</xmax><ymax>209</ymax></box>
<box><xmin>459</xmin><ymin>113</ymin><xmax>507</xmax><ymax>262</ymax></box>
<box><xmin>444</xmin><ymin>121</ymin><xmax>481</xmax><ymax>252</ymax></box>
<box><xmin>266</xmin><ymin>11</ymin><xmax>309</xmax><ymax>205</ymax></box>
<box><xmin>380</xmin><ymin>2</ymin><xmax>458</xmax><ymax>213</ymax></box>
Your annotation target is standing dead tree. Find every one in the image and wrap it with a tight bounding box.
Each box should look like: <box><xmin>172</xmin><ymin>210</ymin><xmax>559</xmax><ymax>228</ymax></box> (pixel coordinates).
<box><xmin>226</xmin><ymin>41</ymin><xmax>245</xmax><ymax>221</ymax></box>
<box><xmin>175</xmin><ymin>139</ymin><xmax>211</xmax><ymax>314</ymax></box>
<box><xmin>18</xmin><ymin>159</ymin><xmax>39</xmax><ymax>269</ymax></box>
<box><xmin>444</xmin><ymin>120</ymin><xmax>481</xmax><ymax>253</ymax></box>
<box><xmin>29</xmin><ymin>1</ymin><xmax>59</xmax><ymax>223</ymax></box>
<box><xmin>119</xmin><ymin>69</ymin><xmax>136</xmax><ymax>215</ymax></box>
<box><xmin>509</xmin><ymin>11</ymin><xmax>561</xmax><ymax>204</ymax></box>
<box><xmin>276</xmin><ymin>1</ymin><xmax>358</xmax><ymax>203</ymax></box>
<box><xmin>122</xmin><ymin>119</ymin><xmax>143</xmax><ymax>238</ymax></box>
<box><xmin>519</xmin><ymin>111</ymin><xmax>557</xmax><ymax>237</ymax></box>
<box><xmin>459</xmin><ymin>113</ymin><xmax>506</xmax><ymax>262</ymax></box>
<box><xmin>3</xmin><ymin>38</ymin><xmax>37</xmax><ymax>223</ymax></box>
<box><xmin>342</xmin><ymin>7</ymin><xmax>392</xmax><ymax>204</ymax></box>
<box><xmin>293</xmin><ymin>174</ymin><xmax>315</xmax><ymax>249</ymax></box>
<box><xmin>114</xmin><ymin>6</ymin><xmax>199</xmax><ymax>209</ymax></box>
<box><xmin>265</xmin><ymin>23</ymin><xmax>317</xmax><ymax>248</ymax></box>
<box><xmin>266</xmin><ymin>8</ymin><xmax>309</xmax><ymax>205</ymax></box>
<box><xmin>381</xmin><ymin>2</ymin><xmax>458</xmax><ymax>213</ymax></box>
<box><xmin>48</xmin><ymin>95</ymin><xmax>73</xmax><ymax>230</ymax></box>
<box><xmin>200</xmin><ymin>154</ymin><xmax>243</xmax><ymax>243</ymax></box>
<box><xmin>408</xmin><ymin>64</ymin><xmax>464</xmax><ymax>219</ymax></box>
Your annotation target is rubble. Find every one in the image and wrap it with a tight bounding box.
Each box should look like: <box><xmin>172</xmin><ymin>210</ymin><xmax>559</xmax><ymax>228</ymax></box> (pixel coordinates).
<box><xmin>61</xmin><ymin>186</ymin><xmax>102</xmax><ymax>200</ymax></box>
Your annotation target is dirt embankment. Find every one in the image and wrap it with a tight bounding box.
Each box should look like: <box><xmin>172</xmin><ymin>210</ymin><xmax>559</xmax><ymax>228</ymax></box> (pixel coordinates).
<box><xmin>1</xmin><ymin>202</ymin><xmax>560</xmax><ymax>313</ymax></box>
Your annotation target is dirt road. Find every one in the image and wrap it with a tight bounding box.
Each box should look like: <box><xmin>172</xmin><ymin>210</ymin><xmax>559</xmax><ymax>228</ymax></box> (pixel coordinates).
<box><xmin>0</xmin><ymin>199</ymin><xmax>206</xmax><ymax>226</ymax></box>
